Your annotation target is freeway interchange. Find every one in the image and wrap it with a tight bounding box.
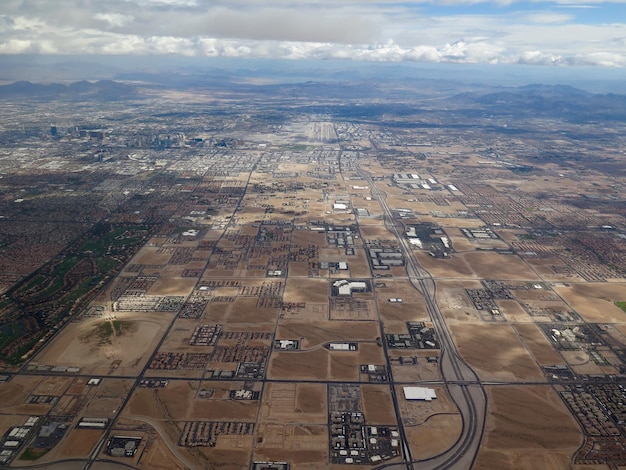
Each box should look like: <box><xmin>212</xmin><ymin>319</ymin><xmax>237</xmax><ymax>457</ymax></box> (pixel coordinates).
<box><xmin>358</xmin><ymin>164</ymin><xmax>487</xmax><ymax>470</ymax></box>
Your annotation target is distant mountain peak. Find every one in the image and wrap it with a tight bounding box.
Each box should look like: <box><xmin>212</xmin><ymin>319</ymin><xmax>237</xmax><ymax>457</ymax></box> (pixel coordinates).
<box><xmin>0</xmin><ymin>80</ymin><xmax>137</xmax><ymax>100</ymax></box>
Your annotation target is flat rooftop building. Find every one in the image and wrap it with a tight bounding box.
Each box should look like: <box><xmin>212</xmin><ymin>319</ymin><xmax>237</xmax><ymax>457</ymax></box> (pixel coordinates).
<box><xmin>403</xmin><ymin>387</ymin><xmax>437</xmax><ymax>401</ymax></box>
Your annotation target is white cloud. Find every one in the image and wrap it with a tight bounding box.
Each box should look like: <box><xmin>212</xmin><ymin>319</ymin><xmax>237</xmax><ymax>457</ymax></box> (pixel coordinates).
<box><xmin>0</xmin><ymin>0</ymin><xmax>624</xmax><ymax>67</ymax></box>
<box><xmin>10</xmin><ymin>16</ymin><xmax>47</xmax><ymax>31</ymax></box>
<box><xmin>127</xmin><ymin>0</ymin><xmax>199</xmax><ymax>5</ymax></box>
<box><xmin>516</xmin><ymin>50</ymin><xmax>563</xmax><ymax>64</ymax></box>
<box><xmin>93</xmin><ymin>13</ymin><xmax>135</xmax><ymax>28</ymax></box>
<box><xmin>0</xmin><ymin>38</ymin><xmax>33</xmax><ymax>54</ymax></box>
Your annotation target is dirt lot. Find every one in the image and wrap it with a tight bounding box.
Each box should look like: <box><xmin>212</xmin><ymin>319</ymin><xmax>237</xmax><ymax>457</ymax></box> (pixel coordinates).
<box><xmin>358</xmin><ymin>223</ymin><xmax>393</xmax><ymax>240</ymax></box>
<box><xmin>525</xmin><ymin>258</ymin><xmax>576</xmax><ymax>281</ymax></box>
<box><xmin>396</xmin><ymin>385</ymin><xmax>457</xmax><ymax>426</ymax></box>
<box><xmin>279</xmin><ymin>302</ymin><xmax>329</xmax><ymax>321</ymax></box>
<box><xmin>269</xmin><ymin>340</ymin><xmax>382</xmax><ymax>382</ymax></box>
<box><xmin>201</xmin><ymin>301</ymin><xmax>234</xmax><ymax>323</ymax></box>
<box><xmin>461</xmin><ymin>252</ymin><xmax>540</xmax><ymax>280</ymax></box>
<box><xmin>83</xmin><ymin>378</ymin><xmax>133</xmax><ymax>418</ymax></box>
<box><xmin>345</xmin><ymin>250</ymin><xmax>374</xmax><ymax>278</ymax></box>
<box><xmin>122</xmin><ymin>388</ymin><xmax>243</xmax><ymax>469</ymax></box>
<box><xmin>157</xmin><ymin>318</ymin><xmax>203</xmax><ymax>352</ymax></box>
<box><xmin>415</xmin><ymin>252</ymin><xmax>474</xmax><ymax>278</ymax></box>
<box><xmin>493</xmin><ymin>300</ymin><xmax>528</xmax><ymax>321</ymax></box>
<box><xmin>436</xmin><ymin>280</ymin><xmax>483</xmax><ymax>323</ymax></box>
<box><xmin>291</xmin><ymin>230</ymin><xmax>327</xmax><ymax>246</ymax></box>
<box><xmin>260</xmin><ymin>383</ymin><xmax>327</xmax><ymax>424</ymax></box>
<box><xmin>361</xmin><ymin>385</ymin><xmax>397</xmax><ymax>425</ymax></box>
<box><xmin>395</xmin><ymin>383</ymin><xmax>460</xmax><ymax>459</ymax></box>
<box><xmin>283</xmin><ymin>278</ymin><xmax>329</xmax><ymax>303</ymax></box>
<box><xmin>405</xmin><ymin>414</ymin><xmax>462</xmax><ymax>461</ymax></box>
<box><xmin>329</xmin><ymin>297</ymin><xmax>376</xmax><ymax>321</ymax></box>
<box><xmin>134</xmin><ymin>431</ymin><xmax>188</xmax><ymax>470</ymax></box>
<box><xmin>30</xmin><ymin>314</ymin><xmax>169</xmax><ymax>376</ymax></box>
<box><xmin>318</xmin><ymin>248</ymin><xmax>346</xmax><ymax>262</ymax></box>
<box><xmin>128</xmin><ymin>381</ymin><xmax>260</xmax><ymax>422</ymax></box>
<box><xmin>269</xmin><ymin>349</ymin><xmax>330</xmax><ymax>380</ymax></box>
<box><xmin>476</xmin><ymin>385</ymin><xmax>582</xmax><ymax>470</ymax></box>
<box><xmin>219</xmin><ymin>297</ymin><xmax>280</xmax><ymax>325</ymax></box>
<box><xmin>514</xmin><ymin>323</ymin><xmax>563</xmax><ymax>365</ymax></box>
<box><xmin>555</xmin><ymin>282</ymin><xmax>626</xmax><ymax>323</ymax></box>
<box><xmin>561</xmin><ymin>350</ymin><xmax>615</xmax><ymax>375</ymax></box>
<box><xmin>195</xmin><ymin>447</ymin><xmax>252</xmax><ymax>470</ymax></box>
<box><xmin>51</xmin><ymin>428</ymin><xmax>104</xmax><ymax>459</ymax></box>
<box><xmin>389</xmin><ymin>354</ymin><xmax>441</xmax><ymax>382</ymax></box>
<box><xmin>148</xmin><ymin>277</ymin><xmax>198</xmax><ymax>296</ymax></box>
<box><xmin>254</xmin><ymin>424</ymin><xmax>328</xmax><ymax>468</ymax></box>
<box><xmin>452</xmin><ymin>324</ymin><xmax>544</xmax><ymax>381</ymax></box>
<box><xmin>511</xmin><ymin>289</ymin><xmax>558</xmax><ymax>306</ymax></box>
<box><xmin>276</xmin><ymin>321</ymin><xmax>379</xmax><ymax>348</ymax></box>
<box><xmin>126</xmin><ymin>246</ymin><xmax>172</xmax><ymax>266</ymax></box>
<box><xmin>288</xmin><ymin>261</ymin><xmax>310</xmax><ymax>277</ymax></box>
<box><xmin>375</xmin><ymin>279</ymin><xmax>425</xmax><ymax>303</ymax></box>
<box><xmin>378</xmin><ymin>301</ymin><xmax>429</xmax><ymax>323</ymax></box>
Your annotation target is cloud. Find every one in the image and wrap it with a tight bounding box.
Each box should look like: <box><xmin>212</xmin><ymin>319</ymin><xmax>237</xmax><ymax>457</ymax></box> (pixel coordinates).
<box><xmin>134</xmin><ymin>7</ymin><xmax>380</xmax><ymax>43</ymax></box>
<box><xmin>516</xmin><ymin>50</ymin><xmax>563</xmax><ymax>64</ymax></box>
<box><xmin>127</xmin><ymin>0</ymin><xmax>199</xmax><ymax>6</ymax></box>
<box><xmin>93</xmin><ymin>13</ymin><xmax>135</xmax><ymax>28</ymax></box>
<box><xmin>0</xmin><ymin>0</ymin><xmax>624</xmax><ymax>67</ymax></box>
<box><xmin>524</xmin><ymin>12</ymin><xmax>574</xmax><ymax>23</ymax></box>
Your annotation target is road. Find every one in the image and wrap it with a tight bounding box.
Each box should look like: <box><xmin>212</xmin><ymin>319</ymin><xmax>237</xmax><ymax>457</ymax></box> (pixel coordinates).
<box><xmin>358</xmin><ymin>164</ymin><xmax>487</xmax><ymax>470</ymax></box>
<box><xmin>78</xmin><ymin>159</ymin><xmax>257</xmax><ymax>470</ymax></box>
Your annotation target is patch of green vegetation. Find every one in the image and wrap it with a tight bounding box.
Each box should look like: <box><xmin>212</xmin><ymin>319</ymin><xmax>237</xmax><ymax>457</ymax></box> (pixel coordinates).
<box><xmin>80</xmin><ymin>239</ymin><xmax>108</xmax><ymax>255</ymax></box>
<box><xmin>97</xmin><ymin>257</ymin><xmax>118</xmax><ymax>272</ymax></box>
<box><xmin>6</xmin><ymin>333</ymin><xmax>44</xmax><ymax>365</ymax></box>
<box><xmin>26</xmin><ymin>257</ymin><xmax>80</xmax><ymax>301</ymax></box>
<box><xmin>112</xmin><ymin>320</ymin><xmax>134</xmax><ymax>336</ymax></box>
<box><xmin>80</xmin><ymin>224</ymin><xmax>145</xmax><ymax>254</ymax></box>
<box><xmin>290</xmin><ymin>144</ymin><xmax>310</xmax><ymax>151</ymax></box>
<box><xmin>83</xmin><ymin>320</ymin><xmax>134</xmax><ymax>346</ymax></box>
<box><xmin>99</xmin><ymin>321</ymin><xmax>114</xmax><ymax>338</ymax></box>
<box><xmin>22</xmin><ymin>274</ymin><xmax>48</xmax><ymax>292</ymax></box>
<box><xmin>615</xmin><ymin>301</ymin><xmax>626</xmax><ymax>313</ymax></box>
<box><xmin>65</xmin><ymin>277</ymin><xmax>99</xmax><ymax>304</ymax></box>
<box><xmin>0</xmin><ymin>322</ymin><xmax>23</xmax><ymax>350</ymax></box>
<box><xmin>55</xmin><ymin>256</ymin><xmax>80</xmax><ymax>274</ymax></box>
<box><xmin>111</xmin><ymin>236</ymin><xmax>142</xmax><ymax>247</ymax></box>
<box><xmin>3</xmin><ymin>222</ymin><xmax>153</xmax><ymax>366</ymax></box>
<box><xmin>80</xmin><ymin>321</ymin><xmax>111</xmax><ymax>345</ymax></box>
<box><xmin>19</xmin><ymin>448</ymin><xmax>49</xmax><ymax>461</ymax></box>
<box><xmin>36</xmin><ymin>277</ymin><xmax>65</xmax><ymax>300</ymax></box>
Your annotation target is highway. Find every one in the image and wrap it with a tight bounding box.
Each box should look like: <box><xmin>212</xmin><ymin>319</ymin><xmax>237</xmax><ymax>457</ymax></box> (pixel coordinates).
<box><xmin>358</xmin><ymin>164</ymin><xmax>487</xmax><ymax>470</ymax></box>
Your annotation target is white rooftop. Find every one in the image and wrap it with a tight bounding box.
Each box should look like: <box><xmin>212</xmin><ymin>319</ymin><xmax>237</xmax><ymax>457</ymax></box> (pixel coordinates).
<box><xmin>403</xmin><ymin>387</ymin><xmax>437</xmax><ymax>401</ymax></box>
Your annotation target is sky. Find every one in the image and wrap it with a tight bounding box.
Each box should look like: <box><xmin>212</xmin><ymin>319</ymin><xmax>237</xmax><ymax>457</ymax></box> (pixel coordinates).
<box><xmin>1</xmin><ymin>0</ymin><xmax>626</xmax><ymax>67</ymax></box>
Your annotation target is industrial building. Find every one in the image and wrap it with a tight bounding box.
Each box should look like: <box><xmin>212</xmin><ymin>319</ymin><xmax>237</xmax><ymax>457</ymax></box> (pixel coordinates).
<box><xmin>403</xmin><ymin>387</ymin><xmax>437</xmax><ymax>401</ymax></box>
<box><xmin>332</xmin><ymin>280</ymin><xmax>369</xmax><ymax>296</ymax></box>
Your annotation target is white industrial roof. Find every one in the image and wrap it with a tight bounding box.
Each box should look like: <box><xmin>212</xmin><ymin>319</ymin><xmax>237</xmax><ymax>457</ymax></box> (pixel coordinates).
<box><xmin>403</xmin><ymin>387</ymin><xmax>437</xmax><ymax>401</ymax></box>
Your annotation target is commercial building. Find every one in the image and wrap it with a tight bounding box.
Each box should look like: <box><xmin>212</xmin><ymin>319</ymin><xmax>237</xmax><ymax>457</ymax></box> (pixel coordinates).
<box><xmin>403</xmin><ymin>387</ymin><xmax>437</xmax><ymax>401</ymax></box>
